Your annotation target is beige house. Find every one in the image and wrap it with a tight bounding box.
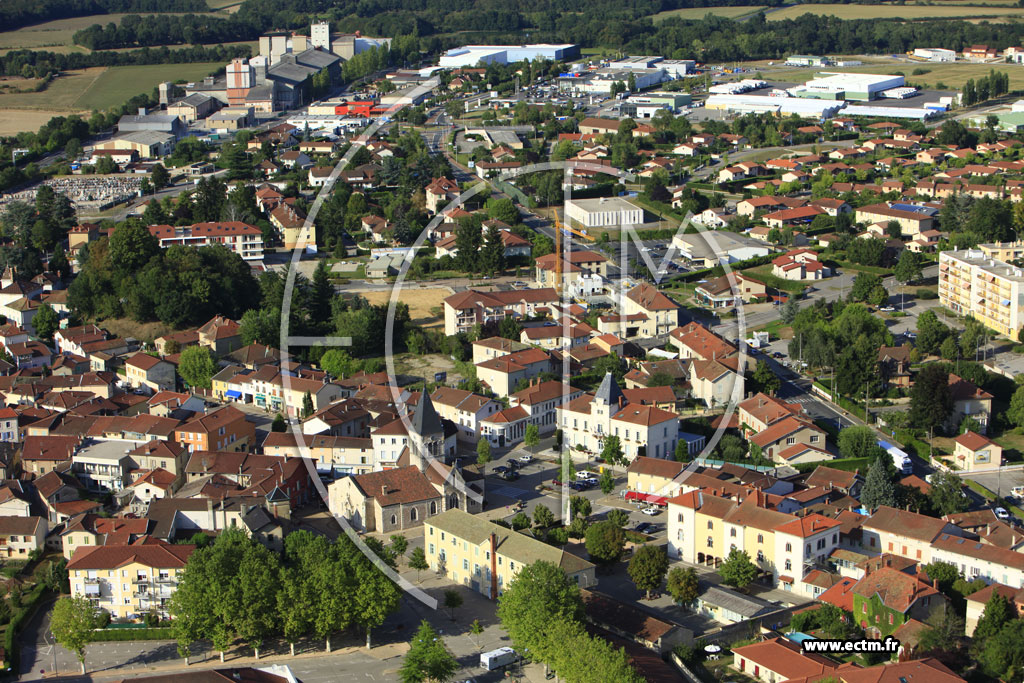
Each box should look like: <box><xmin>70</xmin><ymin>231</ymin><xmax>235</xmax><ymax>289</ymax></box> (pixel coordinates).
<box><xmin>124</xmin><ymin>353</ymin><xmax>176</xmax><ymax>394</ymax></box>
<box><xmin>622</xmin><ymin>283</ymin><xmax>681</xmax><ymax>337</ymax></box>
<box><xmin>688</xmin><ymin>358</ymin><xmax>740</xmax><ymax>408</ymax></box>
<box><xmin>862</xmin><ymin>506</ymin><xmax>964</xmax><ymax>563</ymax></box>
<box><xmin>425</xmin><ymin>508</ymin><xmax>596</xmax><ymax>599</ymax></box>
<box><xmin>951</xmin><ymin>431</ymin><xmax>1002</xmax><ymax>472</ymax></box>
<box><xmin>429</xmin><ymin>387</ymin><xmax>502</xmax><ymax>442</ymax></box>
<box><xmin>68</xmin><ymin>542</ymin><xmax>194</xmax><ymax>620</ymax></box>
<box><xmin>327</xmin><ymin>466</ymin><xmax>442</xmax><ymax>533</ymax></box>
<box><xmin>475</xmin><ymin>348</ymin><xmax>553</xmax><ymax>398</ymax></box>
<box><xmin>0</xmin><ymin>516</ymin><xmax>46</xmax><ymax>558</ymax></box>
<box><xmin>626</xmin><ymin>457</ymin><xmax>686</xmax><ymax>498</ymax></box>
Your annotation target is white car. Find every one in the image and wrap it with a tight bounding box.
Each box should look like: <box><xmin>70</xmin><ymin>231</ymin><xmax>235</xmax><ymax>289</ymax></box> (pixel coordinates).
<box><xmin>641</xmin><ymin>507</ymin><xmax>660</xmax><ymax>516</ymax></box>
<box><xmin>517</xmin><ymin>454</ymin><xmax>533</xmax><ymax>464</ymax></box>
<box><xmin>995</xmin><ymin>507</ymin><xmax>1011</xmax><ymax>520</ymax></box>
<box><xmin>879</xmin><ymin>306</ymin><xmax>895</xmax><ymax>312</ymax></box>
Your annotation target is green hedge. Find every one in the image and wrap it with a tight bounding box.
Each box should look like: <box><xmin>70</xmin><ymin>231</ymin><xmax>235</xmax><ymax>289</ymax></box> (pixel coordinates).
<box><xmin>5</xmin><ymin>583</ymin><xmax>50</xmax><ymax>673</ymax></box>
<box><xmin>794</xmin><ymin>456</ymin><xmax>872</xmax><ymax>474</ymax></box>
<box><xmin>89</xmin><ymin>627</ymin><xmax>174</xmax><ymax>642</ymax></box>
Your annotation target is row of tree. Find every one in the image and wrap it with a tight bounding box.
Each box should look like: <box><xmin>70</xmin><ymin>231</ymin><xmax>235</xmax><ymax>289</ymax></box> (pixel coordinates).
<box><xmin>170</xmin><ymin>528</ymin><xmax>400</xmax><ymax>660</ymax></box>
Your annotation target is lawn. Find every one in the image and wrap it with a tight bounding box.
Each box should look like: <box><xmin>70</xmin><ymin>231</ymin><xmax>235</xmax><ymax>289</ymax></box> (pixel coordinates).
<box><xmin>0</xmin><ymin>68</ymin><xmax>107</xmax><ymax>111</ymax></box>
<box><xmin>72</xmin><ymin>62</ymin><xmax>223</xmax><ymax>111</ymax></box>
<box><xmin>994</xmin><ymin>431</ymin><xmax>1024</xmax><ymax>463</ymax></box>
<box><xmin>767</xmin><ymin>3</ymin><xmax>1024</xmax><ymax>20</ymax></box>
<box><xmin>652</xmin><ymin>5</ymin><xmax>766</xmax><ymax>21</ymax></box>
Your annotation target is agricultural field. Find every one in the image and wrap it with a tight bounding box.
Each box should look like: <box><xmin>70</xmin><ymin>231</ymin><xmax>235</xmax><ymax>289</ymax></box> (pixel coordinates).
<box><xmin>0</xmin><ymin>62</ymin><xmax>221</xmax><ymax>130</ymax></box>
<box><xmin>652</xmin><ymin>5</ymin><xmax>766</xmax><ymax>21</ymax></box>
<box><xmin>767</xmin><ymin>3</ymin><xmax>1024</xmax><ymax>20</ymax></box>
<box><xmin>0</xmin><ymin>12</ymin><xmax>222</xmax><ymax>55</ymax></box>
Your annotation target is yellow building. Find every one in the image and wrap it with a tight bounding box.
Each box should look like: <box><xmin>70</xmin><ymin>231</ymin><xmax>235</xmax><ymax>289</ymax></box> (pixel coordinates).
<box><xmin>68</xmin><ymin>542</ymin><xmax>194</xmax><ymax>620</ymax></box>
<box><xmin>952</xmin><ymin>431</ymin><xmax>1003</xmax><ymax>473</ymax></box>
<box><xmin>940</xmin><ymin>249</ymin><xmax>1024</xmax><ymax>339</ymax></box>
<box><xmin>424</xmin><ymin>508</ymin><xmax>596</xmax><ymax>599</ymax></box>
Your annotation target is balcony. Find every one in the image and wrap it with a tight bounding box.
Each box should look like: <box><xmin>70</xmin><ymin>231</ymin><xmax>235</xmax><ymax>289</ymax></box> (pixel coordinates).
<box><xmin>131</xmin><ymin>577</ymin><xmax>150</xmax><ymax>584</ymax></box>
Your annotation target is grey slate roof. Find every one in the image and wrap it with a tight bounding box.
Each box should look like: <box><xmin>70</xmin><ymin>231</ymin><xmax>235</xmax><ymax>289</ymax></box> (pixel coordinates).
<box><xmin>411</xmin><ymin>392</ymin><xmax>443</xmax><ymax>436</ymax></box>
<box><xmin>595</xmin><ymin>372</ymin><xmax>624</xmax><ymax>407</ymax></box>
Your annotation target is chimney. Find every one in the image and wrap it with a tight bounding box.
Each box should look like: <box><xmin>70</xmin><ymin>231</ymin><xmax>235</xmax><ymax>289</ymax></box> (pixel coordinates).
<box><xmin>381</xmin><ymin>484</ymin><xmax>388</xmax><ymax>497</ymax></box>
<box><xmin>490</xmin><ymin>532</ymin><xmax>499</xmax><ymax>599</ymax></box>
<box><xmin>933</xmin><ymin>577</ymin><xmax>939</xmax><ymax>589</ymax></box>
<box><xmin>207</xmin><ymin>498</ymin><xmax>216</xmax><ymax>531</ymax></box>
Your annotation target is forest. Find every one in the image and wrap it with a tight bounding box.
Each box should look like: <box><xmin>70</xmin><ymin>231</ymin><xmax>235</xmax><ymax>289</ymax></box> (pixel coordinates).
<box><xmin>73</xmin><ymin>14</ymin><xmax>259</xmax><ymax>50</ymax></box>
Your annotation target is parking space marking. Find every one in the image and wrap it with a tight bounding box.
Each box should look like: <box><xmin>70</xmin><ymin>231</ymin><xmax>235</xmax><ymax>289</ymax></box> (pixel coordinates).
<box><xmin>492</xmin><ymin>486</ymin><xmax>529</xmax><ymax>499</ymax></box>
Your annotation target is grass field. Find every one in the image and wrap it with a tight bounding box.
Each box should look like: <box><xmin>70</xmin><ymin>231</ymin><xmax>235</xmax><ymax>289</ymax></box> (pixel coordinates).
<box><xmin>652</xmin><ymin>5</ymin><xmax>766</xmax><ymax>21</ymax></box>
<box><xmin>0</xmin><ymin>110</ymin><xmax>77</xmax><ymax>136</ymax></box>
<box><xmin>767</xmin><ymin>3</ymin><xmax>1024</xmax><ymax>20</ymax></box>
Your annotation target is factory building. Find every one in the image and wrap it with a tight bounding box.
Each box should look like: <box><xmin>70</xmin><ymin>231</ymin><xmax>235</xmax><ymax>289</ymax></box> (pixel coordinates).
<box><xmin>438</xmin><ymin>44</ymin><xmax>578</xmax><ymax>68</ymax></box>
<box><xmin>795</xmin><ymin>72</ymin><xmax>905</xmax><ymax>101</ymax></box>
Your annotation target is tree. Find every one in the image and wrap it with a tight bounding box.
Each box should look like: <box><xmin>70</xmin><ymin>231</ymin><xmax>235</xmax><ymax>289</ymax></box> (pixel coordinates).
<box><xmin>476</xmin><ymin>438</ymin><xmax>491</xmax><ymax>466</ymax></box>
<box><xmin>940</xmin><ymin>335</ymin><xmax>959</xmax><ymax>361</ymax></box>
<box><xmin>600</xmin><ymin>435</ymin><xmax>624</xmax><ymax>466</ymax></box>
<box><xmin>351</xmin><ymin>552</ymin><xmax>400</xmax><ymax>648</ymax></box>
<box><xmin>390</xmin><ymin>534</ymin><xmax>409</xmax><ymax>558</ymax></box>
<box><xmin>151</xmin><ymin>163</ymin><xmax>169</xmax><ymax>190</ymax></box>
<box><xmin>598</xmin><ymin>469</ymin><xmax>615</xmax><ymax>495</ymax></box>
<box><xmin>850</xmin><ymin>272</ymin><xmax>883</xmax><ymax>303</ymax></box>
<box><xmin>894</xmin><ymin>250</ymin><xmax>923</xmax><ymax>284</ymax></box>
<box><xmin>50</xmin><ymin>596</ymin><xmax>99</xmax><ymax>674</ymax></box>
<box><xmin>837</xmin><ymin>426</ymin><xmax>881</xmax><ymax>460</ymax></box>
<box><xmin>32</xmin><ymin>302</ymin><xmax>59</xmax><ymax>341</ymax></box>
<box><xmin>498</xmin><ymin>315</ymin><xmax>521</xmax><ymax>341</ymax></box>
<box><xmin>917</xmin><ymin>607</ymin><xmax>964</xmax><ymax>654</ymax></box>
<box><xmin>400</xmin><ymin>620</ymin><xmax>458</xmax><ymax>683</ymax></box>
<box><xmin>751</xmin><ymin>359</ymin><xmax>780</xmax><ymax>396</ymax></box>
<box><xmin>975</xmin><ymin>592</ymin><xmax>1017</xmax><ymax>644</ymax></box>
<box><xmin>442</xmin><ymin>589</ymin><xmax>463</xmax><ymax>622</ymax></box>
<box><xmin>916</xmin><ymin>310</ymin><xmax>950</xmax><ymax>356</ymax></box>
<box><xmin>628</xmin><ymin>545</ymin><xmax>670</xmax><ymax>599</ymax></box>
<box><xmin>780</xmin><ymin>298</ymin><xmax>799</xmax><ymax>324</ymax></box>
<box><xmin>497</xmin><ymin>560</ymin><xmax>585</xmax><ymax>666</ymax></box>
<box><xmin>929</xmin><ymin>470</ymin><xmax>968</xmax><ymax>516</ymax></box>
<box><xmin>606</xmin><ymin>508</ymin><xmax>629</xmax><ymax>528</ymax></box>
<box><xmin>861</xmin><ymin>456</ymin><xmax>897</xmax><ymax>510</ymax></box>
<box><xmin>674</xmin><ymin>439</ymin><xmax>689</xmax><ymax>462</ymax></box>
<box><xmin>480</xmin><ymin>223</ymin><xmax>505</xmax><ymax>276</ymax></box>
<box><xmin>719</xmin><ymin>548</ymin><xmax>758</xmax><ymax>590</ymax></box>
<box><xmin>469</xmin><ymin>619</ymin><xmax>484</xmax><ymax>650</ymax></box>
<box><xmin>178</xmin><ymin>345</ymin><xmax>217</xmax><ymax>389</ymax></box>
<box><xmin>1009</xmin><ymin>385</ymin><xmax>1024</xmax><ymax>429</ymax></box>
<box><xmin>909</xmin><ymin>363</ymin><xmax>952</xmax><ymax>433</ymax></box>
<box><xmin>980</xmin><ymin>619</ymin><xmax>1024</xmax><ymax>680</ymax></box>
<box><xmin>486</xmin><ymin>198</ymin><xmax>519</xmax><ymax>225</ymax></box>
<box><xmin>301</xmin><ymin>391</ymin><xmax>314</xmax><ymax>418</ymax></box>
<box><xmin>533</xmin><ymin>504</ymin><xmax>555</xmax><ymax>528</ymax></box>
<box><xmin>584</xmin><ymin>520</ymin><xmax>626</xmax><ymax>568</ymax></box>
<box><xmin>271</xmin><ymin>413</ymin><xmax>286</xmax><ymax>432</ymax></box>
<box><xmin>524</xmin><ymin>424</ymin><xmax>540</xmax><ymax>454</ymax></box>
<box><xmin>570</xmin><ymin>495</ymin><xmax>592</xmax><ymax>519</ymax></box>
<box><xmin>667</xmin><ymin>567</ymin><xmax>699</xmax><ymax>606</ymax></box>
<box><xmin>408</xmin><ymin>546</ymin><xmax>428</xmax><ymax>582</ymax></box>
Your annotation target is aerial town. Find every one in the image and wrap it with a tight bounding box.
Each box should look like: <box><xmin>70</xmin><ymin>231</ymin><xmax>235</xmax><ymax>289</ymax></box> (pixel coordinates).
<box><xmin>4</xmin><ymin>2</ymin><xmax>1024</xmax><ymax>682</ymax></box>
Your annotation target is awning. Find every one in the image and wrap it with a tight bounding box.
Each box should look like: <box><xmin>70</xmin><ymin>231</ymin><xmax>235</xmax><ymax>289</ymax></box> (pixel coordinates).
<box><xmin>84</xmin><ymin>583</ymin><xmax>100</xmax><ymax>595</ymax></box>
<box><xmin>225</xmin><ymin>390</ymin><xmax>241</xmax><ymax>399</ymax></box>
<box><xmin>779</xmin><ymin>575</ymin><xmax>795</xmax><ymax>584</ymax></box>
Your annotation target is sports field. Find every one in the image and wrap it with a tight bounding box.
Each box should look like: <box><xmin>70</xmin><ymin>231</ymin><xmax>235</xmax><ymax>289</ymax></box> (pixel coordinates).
<box><xmin>652</xmin><ymin>5</ymin><xmax>766</xmax><ymax>21</ymax></box>
<box><xmin>767</xmin><ymin>3</ymin><xmax>1024</xmax><ymax>20</ymax></box>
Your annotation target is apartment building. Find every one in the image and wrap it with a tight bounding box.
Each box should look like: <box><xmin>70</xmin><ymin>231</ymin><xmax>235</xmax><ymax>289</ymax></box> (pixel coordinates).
<box><xmin>442</xmin><ymin>288</ymin><xmax>559</xmax><ymax>335</ymax></box>
<box><xmin>124</xmin><ymin>353</ymin><xmax>176</xmax><ymax>394</ymax></box>
<box><xmin>622</xmin><ymin>283</ymin><xmax>681</xmax><ymax>336</ymax></box>
<box><xmin>429</xmin><ymin>387</ymin><xmax>502</xmax><ymax>443</ymax></box>
<box><xmin>148</xmin><ymin>222</ymin><xmax>264</xmax><ymax>261</ymax></box>
<box><xmin>930</xmin><ymin>532</ymin><xmax>1024</xmax><ymax>588</ymax></box>
<box><xmin>558</xmin><ymin>373</ymin><xmax>678</xmax><ymax>461</ymax></box>
<box><xmin>861</xmin><ymin>506</ymin><xmax>965</xmax><ymax>563</ymax></box>
<box><xmin>174</xmin><ymin>405</ymin><xmax>255</xmax><ymax>453</ymax></box>
<box><xmin>475</xmin><ymin>348</ymin><xmax>553</xmax><ymax>397</ymax></box>
<box><xmin>668</xmin><ymin>491</ymin><xmax>840</xmax><ymax>597</ymax></box>
<box><xmin>424</xmin><ymin>508</ymin><xmax>596</xmax><ymax>600</ymax></box>
<box><xmin>939</xmin><ymin>248</ymin><xmax>1024</xmax><ymax>339</ymax></box>
<box><xmin>68</xmin><ymin>542</ymin><xmax>195</xmax><ymax>620</ymax></box>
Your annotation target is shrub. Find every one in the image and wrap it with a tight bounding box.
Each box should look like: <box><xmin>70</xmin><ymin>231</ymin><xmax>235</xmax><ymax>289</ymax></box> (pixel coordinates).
<box><xmin>88</xmin><ymin>627</ymin><xmax>173</xmax><ymax>642</ymax></box>
<box><xmin>917</xmin><ymin>288</ymin><xmax>938</xmax><ymax>300</ymax></box>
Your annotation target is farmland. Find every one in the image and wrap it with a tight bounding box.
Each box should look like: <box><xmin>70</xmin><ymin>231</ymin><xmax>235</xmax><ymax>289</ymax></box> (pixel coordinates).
<box><xmin>766</xmin><ymin>3</ymin><xmax>1024</xmax><ymax>20</ymax></box>
<box><xmin>652</xmin><ymin>6</ymin><xmax>766</xmax><ymax>21</ymax></box>
<box><xmin>0</xmin><ymin>12</ymin><xmax>224</xmax><ymax>55</ymax></box>
<box><xmin>0</xmin><ymin>62</ymin><xmax>222</xmax><ymax>123</ymax></box>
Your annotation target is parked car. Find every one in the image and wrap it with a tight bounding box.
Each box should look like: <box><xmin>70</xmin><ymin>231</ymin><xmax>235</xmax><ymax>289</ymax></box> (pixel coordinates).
<box><xmin>642</xmin><ymin>507</ymin><xmax>660</xmax><ymax>516</ymax></box>
<box><xmin>879</xmin><ymin>306</ymin><xmax>895</xmax><ymax>312</ymax></box>
<box><xmin>634</xmin><ymin>522</ymin><xmax>652</xmax><ymax>534</ymax></box>
<box><xmin>494</xmin><ymin>465</ymin><xmax>509</xmax><ymax>474</ymax></box>
<box><xmin>518</xmin><ymin>454</ymin><xmax>533</xmax><ymax>464</ymax></box>
<box><xmin>576</xmin><ymin>471</ymin><xmax>598</xmax><ymax>481</ymax></box>
<box><xmin>502</xmin><ymin>470</ymin><xmax>520</xmax><ymax>481</ymax></box>
<box><xmin>995</xmin><ymin>507</ymin><xmax>1010</xmax><ymax>520</ymax></box>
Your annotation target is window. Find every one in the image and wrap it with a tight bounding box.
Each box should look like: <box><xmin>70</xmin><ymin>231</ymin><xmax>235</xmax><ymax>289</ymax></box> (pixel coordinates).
<box><xmin>785</xmin><ymin>543</ymin><xmax>792</xmax><ymax>552</ymax></box>
<box><xmin>757</xmin><ymin>534</ymin><xmax>763</xmax><ymax>544</ymax></box>
<box><xmin>707</xmin><ymin>537</ymin><xmax>713</xmax><ymax>548</ymax></box>
<box><xmin>806</xmin><ymin>544</ymin><xmax>811</xmax><ymax>554</ymax></box>
<box><xmin>730</xmin><ymin>528</ymin><xmax>736</xmax><ymax>538</ymax></box>
<box><xmin>430</xmin><ymin>501</ymin><xmax>437</xmax><ymax>515</ymax></box>
<box><xmin>810</xmin><ymin>435</ymin><xmax>820</xmax><ymax>443</ymax></box>
<box><xmin>463</xmin><ymin>559</ymin><xmax>468</xmax><ymax>570</ymax></box>
<box><xmin>678</xmin><ymin>514</ymin><xmax>684</xmax><ymax>523</ymax></box>
<box><xmin>862</xmin><ymin>603</ymin><xmax>867</xmax><ymax>613</ymax></box>
<box><xmin>785</xmin><ymin>559</ymin><xmax>792</xmax><ymax>570</ymax></box>
<box><xmin>888</xmin><ymin>613</ymin><xmax>894</xmax><ymax>625</ymax></box>
<box><xmin>410</xmin><ymin>509</ymin><xmax>418</xmax><ymax>521</ymax></box>
<box><xmin>757</xmin><ymin>551</ymin><xmax>764</xmax><ymax>562</ymax></box>
<box><xmin>707</xmin><ymin>521</ymin><xmax>713</xmax><ymax>530</ymax></box>
<box><xmin>786</xmin><ymin>436</ymin><xmax>796</xmax><ymax>445</ymax></box>
<box><xmin>390</xmin><ymin>515</ymin><xmax>397</xmax><ymax>525</ymax></box>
